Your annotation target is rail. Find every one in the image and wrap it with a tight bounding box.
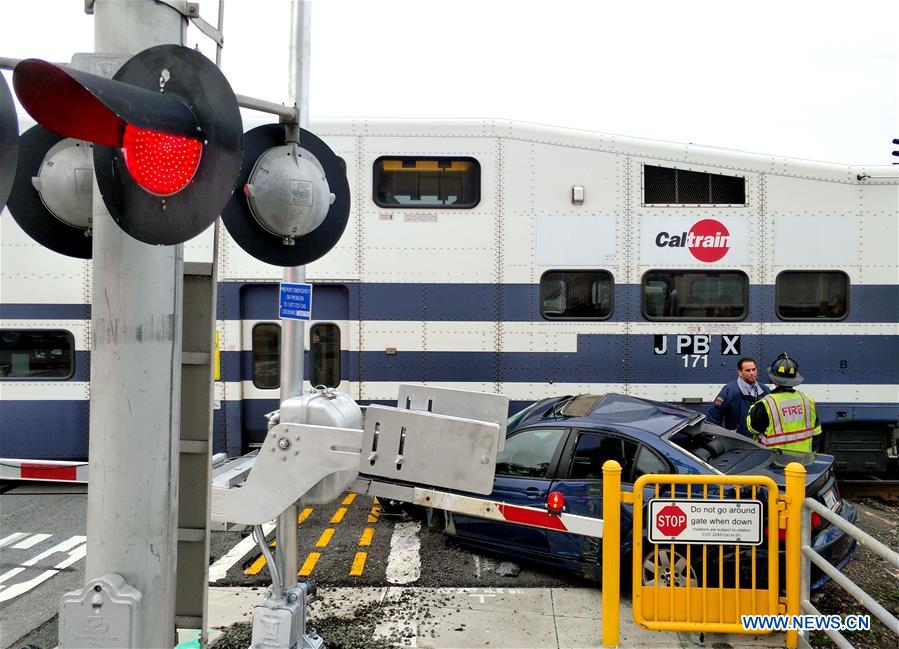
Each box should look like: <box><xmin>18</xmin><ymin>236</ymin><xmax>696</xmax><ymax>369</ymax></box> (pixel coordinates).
<box><xmin>798</xmin><ymin>497</ymin><xmax>899</xmax><ymax>648</ymax></box>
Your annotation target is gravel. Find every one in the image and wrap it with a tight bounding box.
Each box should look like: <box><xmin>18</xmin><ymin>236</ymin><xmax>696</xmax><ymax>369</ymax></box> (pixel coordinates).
<box><xmin>210</xmin><ymin>589</ymin><xmax>424</xmax><ymax>649</ymax></box>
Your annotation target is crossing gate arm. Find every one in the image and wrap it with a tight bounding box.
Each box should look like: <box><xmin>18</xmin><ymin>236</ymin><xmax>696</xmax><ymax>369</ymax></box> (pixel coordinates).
<box><xmin>0</xmin><ymin>458</ymin><xmax>89</xmax><ymax>482</ymax></box>
<box><xmin>210</xmin><ymin>423</ymin><xmax>365</xmax><ymax>526</ymax></box>
<box><xmin>350</xmin><ymin>478</ymin><xmax>603</xmax><ymax>538</ymax></box>
<box><xmin>211</xmin><ymin>401</ymin><xmax>503</xmax><ymax>526</ymax></box>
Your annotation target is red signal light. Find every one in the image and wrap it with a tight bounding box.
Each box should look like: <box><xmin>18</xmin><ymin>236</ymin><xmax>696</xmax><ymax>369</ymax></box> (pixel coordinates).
<box><xmin>547</xmin><ymin>491</ymin><xmax>565</xmax><ymax>515</ymax></box>
<box><xmin>122</xmin><ymin>124</ymin><xmax>202</xmax><ymax>196</ymax></box>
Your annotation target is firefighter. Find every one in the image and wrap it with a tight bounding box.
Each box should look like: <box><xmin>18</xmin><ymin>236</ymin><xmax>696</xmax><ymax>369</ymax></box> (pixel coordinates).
<box><xmin>746</xmin><ymin>353</ymin><xmax>821</xmax><ymax>453</ymax></box>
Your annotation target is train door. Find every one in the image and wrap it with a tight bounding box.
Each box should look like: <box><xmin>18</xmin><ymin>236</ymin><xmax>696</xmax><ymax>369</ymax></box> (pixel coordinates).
<box><xmin>238</xmin><ymin>283</ymin><xmax>351</xmax><ymax>450</ymax></box>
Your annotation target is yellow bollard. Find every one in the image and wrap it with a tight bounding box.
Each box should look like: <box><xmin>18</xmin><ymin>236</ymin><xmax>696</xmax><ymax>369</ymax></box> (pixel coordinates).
<box><xmin>784</xmin><ymin>462</ymin><xmax>806</xmax><ymax>649</ymax></box>
<box><xmin>602</xmin><ymin>460</ymin><xmax>622</xmax><ymax>648</ymax></box>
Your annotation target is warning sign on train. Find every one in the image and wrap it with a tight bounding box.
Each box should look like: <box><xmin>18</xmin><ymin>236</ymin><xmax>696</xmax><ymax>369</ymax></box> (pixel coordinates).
<box><xmin>648</xmin><ymin>498</ymin><xmax>763</xmax><ymax>545</ymax></box>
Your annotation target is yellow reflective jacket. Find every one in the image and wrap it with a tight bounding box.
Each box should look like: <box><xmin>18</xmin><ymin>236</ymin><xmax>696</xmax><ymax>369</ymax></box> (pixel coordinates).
<box><xmin>746</xmin><ymin>390</ymin><xmax>821</xmax><ymax>453</ymax></box>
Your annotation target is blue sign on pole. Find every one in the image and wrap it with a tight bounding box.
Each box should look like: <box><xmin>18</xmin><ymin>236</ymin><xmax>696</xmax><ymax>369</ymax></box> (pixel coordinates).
<box><xmin>279</xmin><ymin>282</ymin><xmax>312</xmax><ymax>320</ymax></box>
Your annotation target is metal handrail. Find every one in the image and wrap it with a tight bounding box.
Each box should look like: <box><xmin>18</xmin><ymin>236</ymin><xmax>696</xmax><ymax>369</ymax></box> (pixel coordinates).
<box><xmin>798</xmin><ymin>496</ymin><xmax>899</xmax><ymax>647</ymax></box>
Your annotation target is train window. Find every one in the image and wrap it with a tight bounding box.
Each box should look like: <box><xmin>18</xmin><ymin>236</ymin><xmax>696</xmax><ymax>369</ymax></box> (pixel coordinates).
<box><xmin>776</xmin><ymin>271</ymin><xmax>849</xmax><ymax>320</ymax></box>
<box><xmin>373</xmin><ymin>157</ymin><xmax>480</xmax><ymax>208</ymax></box>
<box><xmin>540</xmin><ymin>271</ymin><xmax>613</xmax><ymax>320</ymax></box>
<box><xmin>0</xmin><ymin>330</ymin><xmax>74</xmax><ymax>379</ymax></box>
<box><xmin>642</xmin><ymin>271</ymin><xmax>748</xmax><ymax>320</ymax></box>
<box><xmin>310</xmin><ymin>323</ymin><xmax>341</xmax><ymax>388</ymax></box>
<box><xmin>252</xmin><ymin>323</ymin><xmax>280</xmax><ymax>390</ymax></box>
<box><xmin>643</xmin><ymin>164</ymin><xmax>746</xmax><ymax>205</ymax></box>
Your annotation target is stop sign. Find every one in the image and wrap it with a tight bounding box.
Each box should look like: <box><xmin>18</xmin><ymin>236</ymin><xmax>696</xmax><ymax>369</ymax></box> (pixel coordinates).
<box><xmin>656</xmin><ymin>504</ymin><xmax>687</xmax><ymax>537</ymax></box>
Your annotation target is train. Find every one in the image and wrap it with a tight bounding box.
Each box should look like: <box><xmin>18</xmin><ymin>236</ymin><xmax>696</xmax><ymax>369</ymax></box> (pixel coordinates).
<box><xmin>2</xmin><ymin>119</ymin><xmax>897</xmax><ymax>474</ymax></box>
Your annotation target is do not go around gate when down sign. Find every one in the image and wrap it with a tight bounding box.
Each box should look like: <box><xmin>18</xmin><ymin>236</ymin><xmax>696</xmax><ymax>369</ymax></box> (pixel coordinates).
<box><xmin>648</xmin><ymin>498</ymin><xmax>763</xmax><ymax>545</ymax></box>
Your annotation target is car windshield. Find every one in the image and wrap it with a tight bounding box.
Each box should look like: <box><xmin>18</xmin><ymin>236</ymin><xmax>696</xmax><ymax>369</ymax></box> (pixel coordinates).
<box><xmin>505</xmin><ymin>400</ymin><xmax>548</xmax><ymax>432</ymax></box>
<box><xmin>667</xmin><ymin>421</ymin><xmax>771</xmax><ymax>474</ymax></box>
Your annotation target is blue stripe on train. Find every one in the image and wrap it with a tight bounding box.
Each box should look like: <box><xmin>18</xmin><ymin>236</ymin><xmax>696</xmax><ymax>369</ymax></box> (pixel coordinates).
<box><xmin>1</xmin><ymin>396</ymin><xmax>894</xmax><ymax>460</ymax></box>
<box><xmin>0</xmin><ymin>400</ymin><xmax>90</xmax><ymax>459</ymax></box>
<box><xmin>221</xmin><ymin>282</ymin><xmax>899</xmax><ymax>323</ymax></box>
<box><xmin>0</xmin><ymin>303</ymin><xmax>91</xmax><ymax>319</ymax></box>
<box><xmin>6</xmin><ymin>283</ymin><xmax>898</xmax><ymax>323</ymax></box>
<box><xmin>218</xmin><ymin>334</ymin><xmax>899</xmax><ymax>385</ymax></box>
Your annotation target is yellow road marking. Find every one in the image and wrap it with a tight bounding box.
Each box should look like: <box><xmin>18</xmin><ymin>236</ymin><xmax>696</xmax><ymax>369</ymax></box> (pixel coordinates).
<box><xmin>299</xmin><ymin>552</ymin><xmax>320</xmax><ymax>576</ymax></box>
<box><xmin>315</xmin><ymin>528</ymin><xmax>335</xmax><ymax>548</ymax></box>
<box><xmin>359</xmin><ymin>527</ymin><xmax>375</xmax><ymax>547</ymax></box>
<box><xmin>243</xmin><ymin>541</ymin><xmax>276</xmax><ymax>576</ymax></box>
<box><xmin>342</xmin><ymin>493</ymin><xmax>357</xmax><ymax>506</ymax></box>
<box><xmin>368</xmin><ymin>505</ymin><xmax>380</xmax><ymax>523</ymax></box>
<box><xmin>349</xmin><ymin>552</ymin><xmax>367</xmax><ymax>576</ymax></box>
<box><xmin>245</xmin><ymin>510</ymin><xmax>313</xmax><ymax>575</ymax></box>
<box><xmin>330</xmin><ymin>507</ymin><xmax>347</xmax><ymax>524</ymax></box>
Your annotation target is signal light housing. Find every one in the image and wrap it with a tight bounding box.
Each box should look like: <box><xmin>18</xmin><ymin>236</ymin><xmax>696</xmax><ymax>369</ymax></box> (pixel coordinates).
<box><xmin>6</xmin><ymin>125</ymin><xmax>93</xmax><ymax>259</ymax></box>
<box><xmin>0</xmin><ymin>73</ymin><xmax>17</xmax><ymax>210</ymax></box>
<box><xmin>12</xmin><ymin>45</ymin><xmax>242</xmax><ymax>246</ymax></box>
<box><xmin>222</xmin><ymin>124</ymin><xmax>350</xmax><ymax>267</ymax></box>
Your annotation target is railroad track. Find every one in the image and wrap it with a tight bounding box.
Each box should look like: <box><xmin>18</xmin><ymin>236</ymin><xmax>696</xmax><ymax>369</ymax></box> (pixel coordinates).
<box><xmin>837</xmin><ymin>477</ymin><xmax>899</xmax><ymax>503</ymax></box>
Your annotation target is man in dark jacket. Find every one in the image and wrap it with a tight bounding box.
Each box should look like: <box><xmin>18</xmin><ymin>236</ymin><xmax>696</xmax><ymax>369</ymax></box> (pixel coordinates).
<box><xmin>707</xmin><ymin>357</ymin><xmax>769</xmax><ymax>437</ymax></box>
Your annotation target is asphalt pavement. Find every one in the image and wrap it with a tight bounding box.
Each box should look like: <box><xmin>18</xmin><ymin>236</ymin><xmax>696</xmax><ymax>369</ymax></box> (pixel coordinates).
<box><xmin>0</xmin><ymin>482</ymin><xmax>87</xmax><ymax>649</ymax></box>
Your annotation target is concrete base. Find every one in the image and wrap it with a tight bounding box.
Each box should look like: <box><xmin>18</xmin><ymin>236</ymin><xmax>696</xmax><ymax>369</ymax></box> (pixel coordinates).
<box><xmin>178</xmin><ymin>586</ymin><xmax>789</xmax><ymax>649</ymax></box>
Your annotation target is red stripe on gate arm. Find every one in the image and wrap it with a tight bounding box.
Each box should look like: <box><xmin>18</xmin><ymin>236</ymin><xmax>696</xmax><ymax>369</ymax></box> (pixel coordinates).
<box><xmin>21</xmin><ymin>464</ymin><xmax>77</xmax><ymax>480</ymax></box>
<box><xmin>498</xmin><ymin>504</ymin><xmax>568</xmax><ymax>531</ymax></box>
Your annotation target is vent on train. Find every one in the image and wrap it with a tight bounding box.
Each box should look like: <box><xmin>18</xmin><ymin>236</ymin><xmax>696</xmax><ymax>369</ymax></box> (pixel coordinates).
<box><xmin>643</xmin><ymin>164</ymin><xmax>746</xmax><ymax>205</ymax></box>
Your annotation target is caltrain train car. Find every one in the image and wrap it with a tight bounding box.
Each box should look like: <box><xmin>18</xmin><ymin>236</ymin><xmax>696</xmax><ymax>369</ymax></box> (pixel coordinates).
<box><xmin>2</xmin><ymin>119</ymin><xmax>897</xmax><ymax>473</ymax></box>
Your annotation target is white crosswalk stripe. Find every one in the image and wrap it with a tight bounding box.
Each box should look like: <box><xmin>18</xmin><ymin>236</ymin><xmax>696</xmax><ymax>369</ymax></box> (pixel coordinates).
<box><xmin>0</xmin><ymin>534</ymin><xmax>88</xmax><ymax>602</ymax></box>
<box><xmin>385</xmin><ymin>521</ymin><xmax>422</xmax><ymax>585</ymax></box>
<box><xmin>12</xmin><ymin>533</ymin><xmax>51</xmax><ymax>549</ymax></box>
<box><xmin>0</xmin><ymin>532</ymin><xmax>30</xmax><ymax>549</ymax></box>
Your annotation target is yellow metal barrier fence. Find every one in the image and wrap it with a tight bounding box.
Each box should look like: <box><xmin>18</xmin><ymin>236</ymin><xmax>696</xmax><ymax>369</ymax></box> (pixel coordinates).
<box><xmin>602</xmin><ymin>460</ymin><xmax>807</xmax><ymax>648</ymax></box>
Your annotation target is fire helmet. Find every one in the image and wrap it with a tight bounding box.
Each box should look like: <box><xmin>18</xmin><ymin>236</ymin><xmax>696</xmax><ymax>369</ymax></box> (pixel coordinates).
<box><xmin>768</xmin><ymin>353</ymin><xmax>804</xmax><ymax>387</ymax></box>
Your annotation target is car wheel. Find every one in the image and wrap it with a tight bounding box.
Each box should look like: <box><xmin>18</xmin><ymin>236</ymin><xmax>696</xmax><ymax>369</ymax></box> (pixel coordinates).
<box><xmin>642</xmin><ymin>547</ymin><xmax>698</xmax><ymax>587</ymax></box>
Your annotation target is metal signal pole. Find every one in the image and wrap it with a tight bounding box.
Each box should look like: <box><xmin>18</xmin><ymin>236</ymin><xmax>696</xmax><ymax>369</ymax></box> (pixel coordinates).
<box><xmin>60</xmin><ymin>1</ymin><xmax>186</xmax><ymax>646</ymax></box>
<box><xmin>273</xmin><ymin>0</ymin><xmax>313</xmax><ymax>600</ymax></box>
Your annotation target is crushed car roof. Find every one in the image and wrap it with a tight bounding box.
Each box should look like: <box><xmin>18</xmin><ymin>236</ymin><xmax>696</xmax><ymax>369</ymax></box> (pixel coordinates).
<box><xmin>538</xmin><ymin>393</ymin><xmax>698</xmax><ymax>436</ymax></box>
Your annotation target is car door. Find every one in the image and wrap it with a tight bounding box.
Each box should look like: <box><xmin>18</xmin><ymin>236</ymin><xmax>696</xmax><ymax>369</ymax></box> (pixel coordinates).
<box><xmin>450</xmin><ymin>426</ymin><xmax>569</xmax><ymax>558</ymax></box>
<box><xmin>548</xmin><ymin>431</ymin><xmax>672</xmax><ymax>569</ymax></box>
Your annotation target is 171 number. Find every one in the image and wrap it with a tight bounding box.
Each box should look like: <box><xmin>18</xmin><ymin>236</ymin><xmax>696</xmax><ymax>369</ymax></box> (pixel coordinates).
<box><xmin>682</xmin><ymin>354</ymin><xmax>708</xmax><ymax>368</ymax></box>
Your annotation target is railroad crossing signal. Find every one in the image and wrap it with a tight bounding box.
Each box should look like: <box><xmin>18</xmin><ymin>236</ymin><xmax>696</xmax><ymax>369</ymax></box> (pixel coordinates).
<box><xmin>0</xmin><ymin>73</ymin><xmax>17</xmax><ymax>210</ymax></box>
<box><xmin>6</xmin><ymin>126</ymin><xmax>94</xmax><ymax>258</ymax></box>
<box><xmin>10</xmin><ymin>44</ymin><xmax>242</xmax><ymax>246</ymax></box>
<box><xmin>221</xmin><ymin>124</ymin><xmax>350</xmax><ymax>267</ymax></box>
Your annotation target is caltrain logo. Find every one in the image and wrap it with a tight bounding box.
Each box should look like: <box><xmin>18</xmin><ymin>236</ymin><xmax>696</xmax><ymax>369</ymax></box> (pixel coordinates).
<box><xmin>655</xmin><ymin>219</ymin><xmax>731</xmax><ymax>262</ymax></box>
